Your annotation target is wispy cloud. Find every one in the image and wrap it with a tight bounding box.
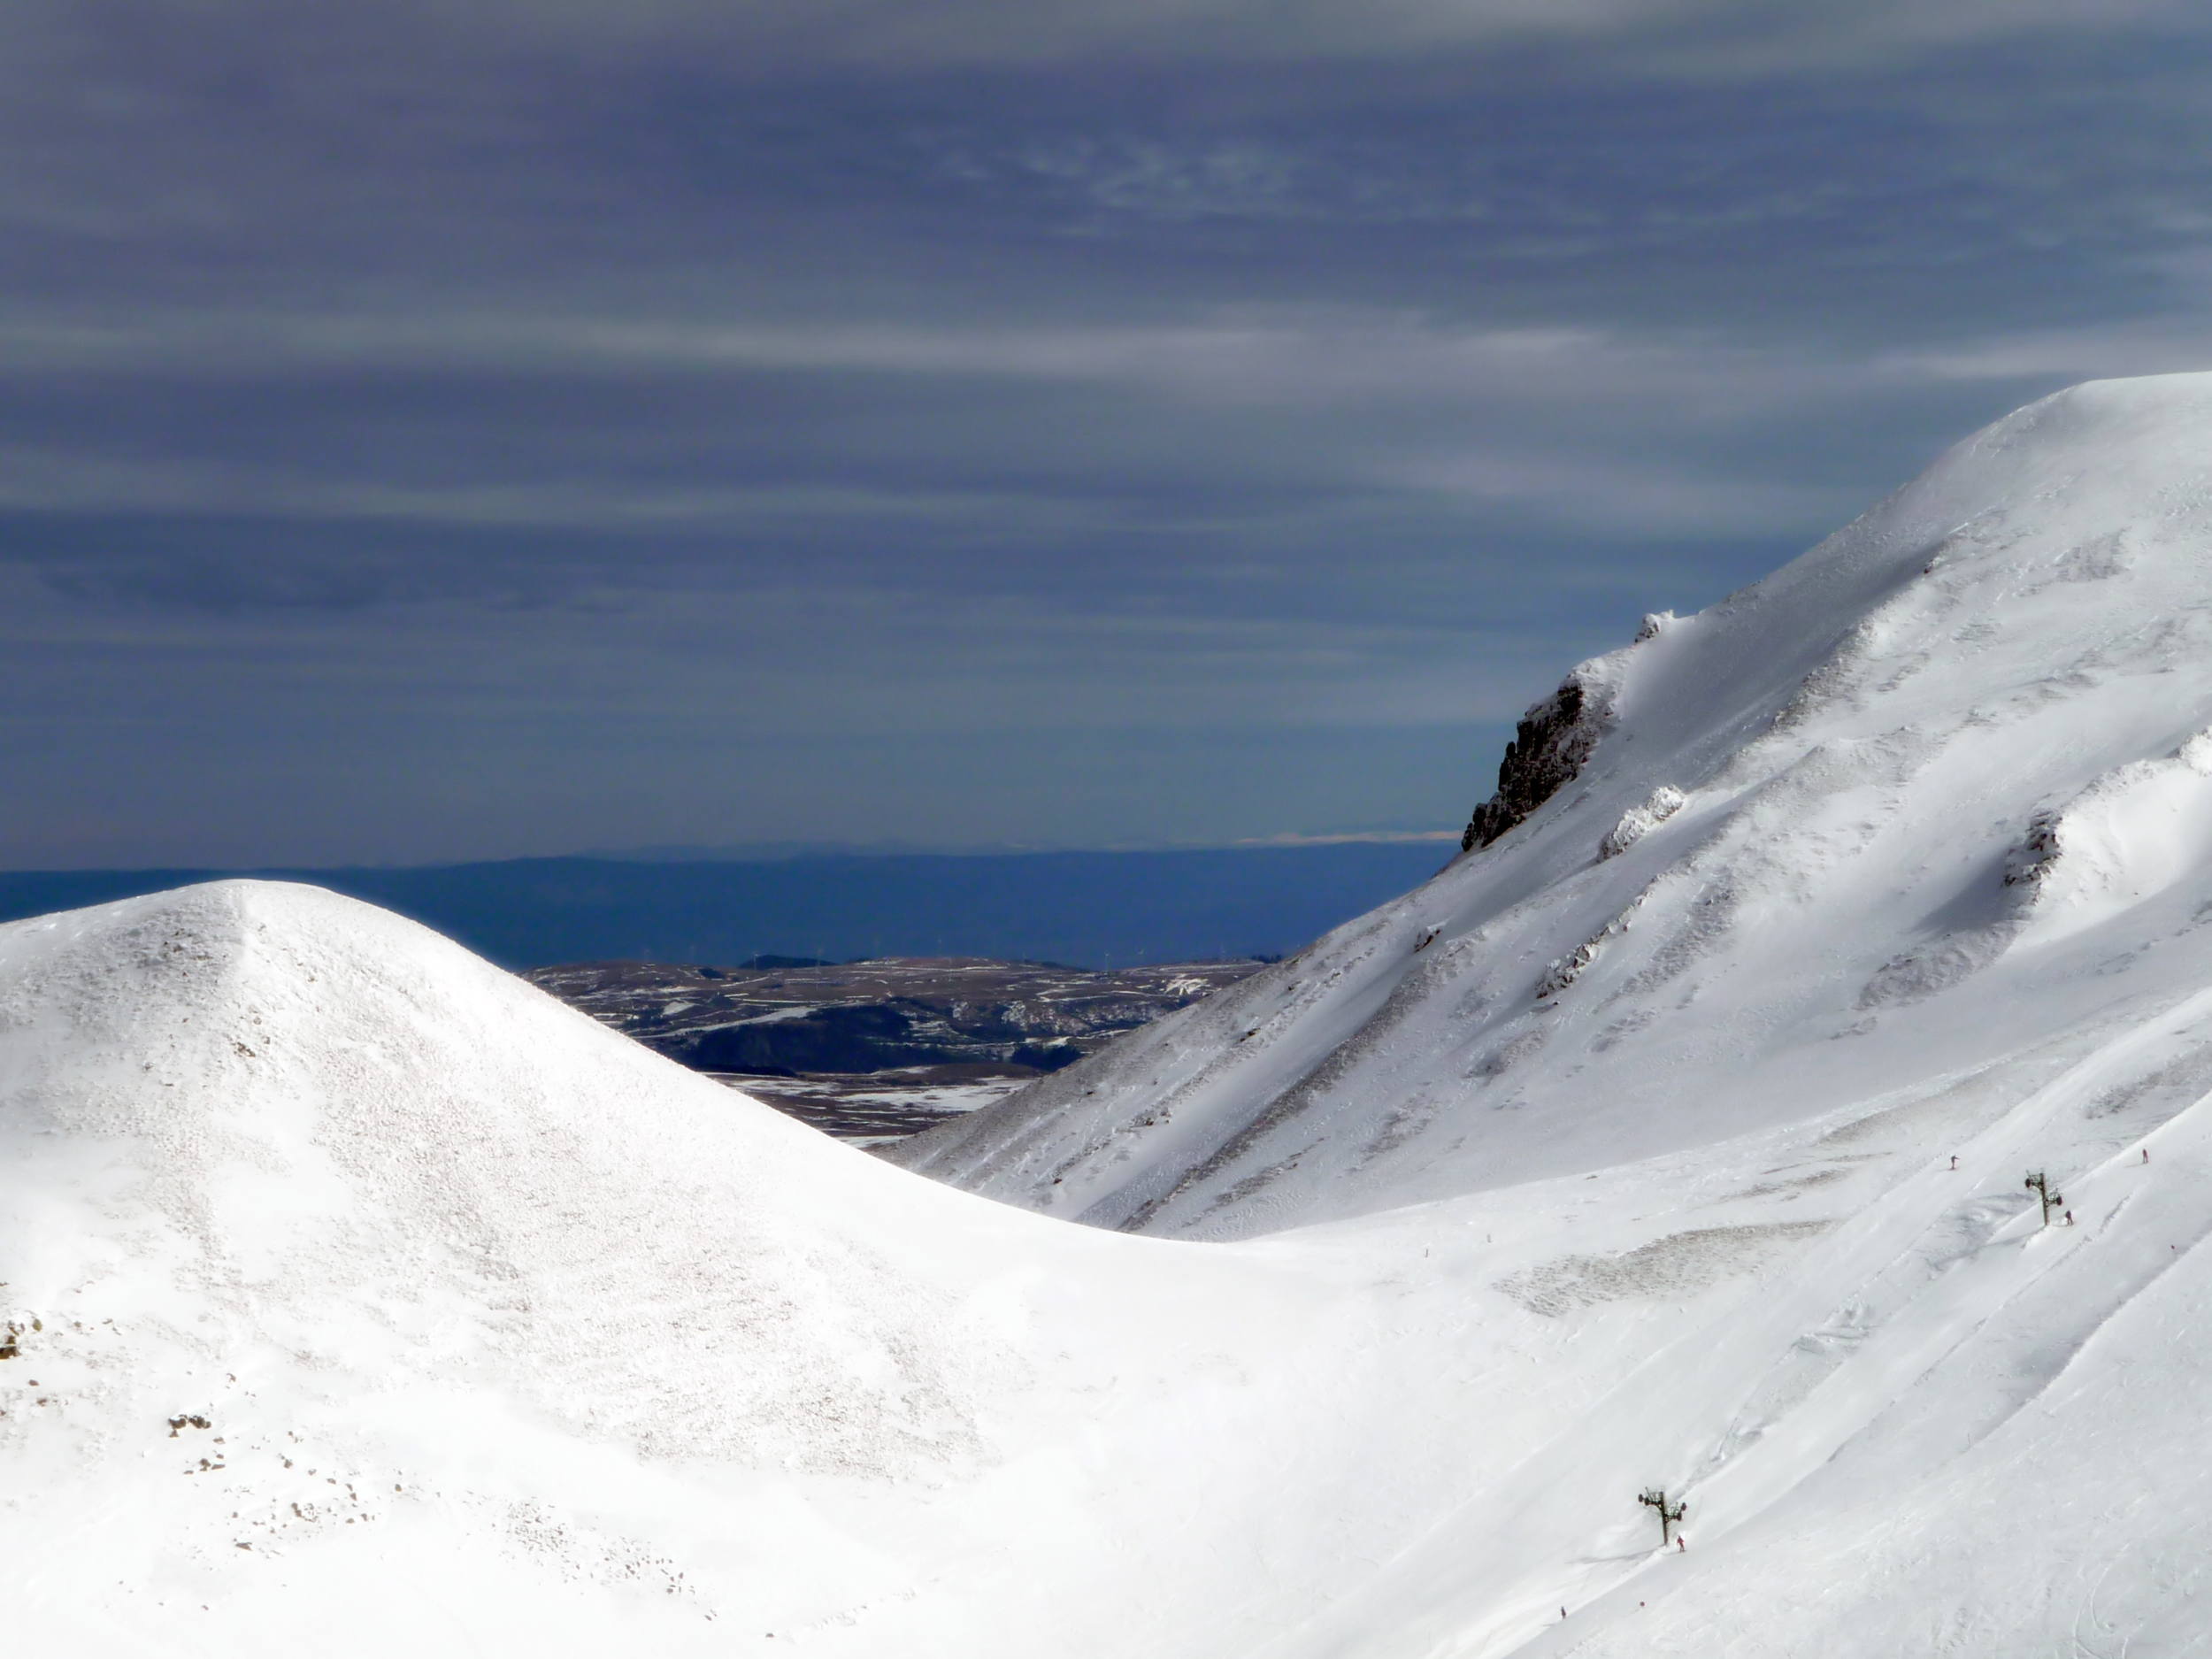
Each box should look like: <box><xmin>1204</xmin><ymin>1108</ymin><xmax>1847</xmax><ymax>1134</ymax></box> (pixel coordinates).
<box><xmin>0</xmin><ymin>306</ymin><xmax>1959</xmax><ymax>609</ymax></box>
<box><xmin>0</xmin><ymin>307</ymin><xmax>1867</xmax><ymax>403</ymax></box>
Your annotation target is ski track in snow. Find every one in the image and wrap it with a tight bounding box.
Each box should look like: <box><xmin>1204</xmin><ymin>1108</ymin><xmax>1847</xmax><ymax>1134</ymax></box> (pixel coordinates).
<box><xmin>16</xmin><ymin>373</ymin><xmax>2212</xmax><ymax>1652</ymax></box>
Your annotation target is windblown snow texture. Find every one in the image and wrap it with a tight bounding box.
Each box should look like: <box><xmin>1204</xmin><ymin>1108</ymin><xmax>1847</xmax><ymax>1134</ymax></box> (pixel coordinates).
<box><xmin>17</xmin><ymin>375</ymin><xmax>2212</xmax><ymax>1656</ymax></box>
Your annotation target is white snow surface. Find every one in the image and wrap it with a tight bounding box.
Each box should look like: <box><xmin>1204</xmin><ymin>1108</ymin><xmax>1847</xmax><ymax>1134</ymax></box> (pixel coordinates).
<box><xmin>15</xmin><ymin>373</ymin><xmax>2212</xmax><ymax>1654</ymax></box>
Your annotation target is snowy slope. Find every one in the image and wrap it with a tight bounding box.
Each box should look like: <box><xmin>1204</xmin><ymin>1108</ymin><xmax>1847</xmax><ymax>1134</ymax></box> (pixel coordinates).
<box><xmin>16</xmin><ymin>374</ymin><xmax>2212</xmax><ymax>1657</ymax></box>
<box><xmin>13</xmin><ymin>881</ymin><xmax>2212</xmax><ymax>1656</ymax></box>
<box><xmin>0</xmin><ymin>880</ymin><xmax>1631</xmax><ymax>1658</ymax></box>
<box><xmin>893</xmin><ymin>371</ymin><xmax>2212</xmax><ymax>1243</ymax></box>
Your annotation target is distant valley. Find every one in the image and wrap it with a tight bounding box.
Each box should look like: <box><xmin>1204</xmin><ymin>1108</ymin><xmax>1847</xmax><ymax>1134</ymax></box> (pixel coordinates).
<box><xmin>526</xmin><ymin>955</ymin><xmax>1263</xmax><ymax>1142</ymax></box>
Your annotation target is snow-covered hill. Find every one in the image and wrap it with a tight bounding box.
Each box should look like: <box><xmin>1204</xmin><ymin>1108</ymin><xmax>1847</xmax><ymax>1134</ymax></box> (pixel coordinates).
<box><xmin>15</xmin><ymin>374</ymin><xmax>2212</xmax><ymax>1656</ymax></box>
<box><xmin>0</xmin><ymin>879</ymin><xmax>1463</xmax><ymax>1655</ymax></box>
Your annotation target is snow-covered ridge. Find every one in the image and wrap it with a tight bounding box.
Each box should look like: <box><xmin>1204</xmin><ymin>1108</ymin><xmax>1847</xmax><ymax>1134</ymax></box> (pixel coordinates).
<box><xmin>2007</xmin><ymin>729</ymin><xmax>2212</xmax><ymax>933</ymax></box>
<box><xmin>891</xmin><ymin>371</ymin><xmax>2212</xmax><ymax>1238</ymax></box>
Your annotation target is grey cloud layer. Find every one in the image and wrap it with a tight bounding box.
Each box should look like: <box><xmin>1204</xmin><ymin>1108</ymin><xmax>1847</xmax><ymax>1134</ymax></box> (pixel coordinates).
<box><xmin>8</xmin><ymin>3</ymin><xmax>2212</xmax><ymax>861</ymax></box>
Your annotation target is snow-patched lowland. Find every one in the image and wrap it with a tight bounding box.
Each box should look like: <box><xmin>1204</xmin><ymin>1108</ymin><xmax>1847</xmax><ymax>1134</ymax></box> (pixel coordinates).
<box><xmin>14</xmin><ymin>373</ymin><xmax>2212</xmax><ymax>1654</ymax></box>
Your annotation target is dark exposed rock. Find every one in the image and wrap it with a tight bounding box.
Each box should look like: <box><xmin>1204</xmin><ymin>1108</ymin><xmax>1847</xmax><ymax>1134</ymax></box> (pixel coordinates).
<box><xmin>2004</xmin><ymin>809</ymin><xmax>2064</xmax><ymax>888</ymax></box>
<box><xmin>1461</xmin><ymin>672</ymin><xmax>1612</xmax><ymax>853</ymax></box>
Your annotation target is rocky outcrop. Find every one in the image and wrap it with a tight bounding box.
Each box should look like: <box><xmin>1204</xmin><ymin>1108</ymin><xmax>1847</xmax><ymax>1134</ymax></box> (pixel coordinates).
<box><xmin>2003</xmin><ymin>808</ymin><xmax>2064</xmax><ymax>889</ymax></box>
<box><xmin>1461</xmin><ymin>672</ymin><xmax>1614</xmax><ymax>852</ymax></box>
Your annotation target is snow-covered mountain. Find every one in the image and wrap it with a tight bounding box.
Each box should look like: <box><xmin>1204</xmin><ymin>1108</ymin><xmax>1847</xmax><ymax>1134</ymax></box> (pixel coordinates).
<box><xmin>893</xmin><ymin>372</ymin><xmax>2212</xmax><ymax>1241</ymax></box>
<box><xmin>14</xmin><ymin>373</ymin><xmax>2212</xmax><ymax>1656</ymax></box>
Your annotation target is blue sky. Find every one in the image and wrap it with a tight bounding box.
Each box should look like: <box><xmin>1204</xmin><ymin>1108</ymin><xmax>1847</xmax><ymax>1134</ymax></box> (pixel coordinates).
<box><xmin>9</xmin><ymin>1</ymin><xmax>2212</xmax><ymax>865</ymax></box>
